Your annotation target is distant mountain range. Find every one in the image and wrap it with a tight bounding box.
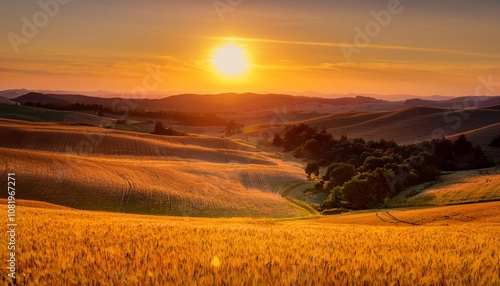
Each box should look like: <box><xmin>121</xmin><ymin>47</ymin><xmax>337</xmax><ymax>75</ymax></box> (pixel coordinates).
<box><xmin>2</xmin><ymin>89</ymin><xmax>500</xmax><ymax>113</ymax></box>
<box><xmin>9</xmin><ymin>92</ymin><xmax>388</xmax><ymax>113</ymax></box>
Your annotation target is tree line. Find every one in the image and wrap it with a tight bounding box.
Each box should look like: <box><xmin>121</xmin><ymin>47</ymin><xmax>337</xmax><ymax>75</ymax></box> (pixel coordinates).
<box><xmin>22</xmin><ymin>102</ymin><xmax>227</xmax><ymax>126</ymax></box>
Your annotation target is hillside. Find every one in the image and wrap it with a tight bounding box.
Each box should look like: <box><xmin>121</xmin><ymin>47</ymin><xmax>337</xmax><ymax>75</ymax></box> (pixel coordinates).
<box><xmin>0</xmin><ymin>103</ymin><xmax>156</xmax><ymax>133</ymax></box>
<box><xmin>319</xmin><ymin>201</ymin><xmax>500</xmax><ymax>225</ymax></box>
<box><xmin>405</xmin><ymin>96</ymin><xmax>500</xmax><ymax>108</ymax></box>
<box><xmin>388</xmin><ymin>167</ymin><xmax>500</xmax><ymax>207</ymax></box>
<box><xmin>447</xmin><ymin>122</ymin><xmax>500</xmax><ymax>162</ymax></box>
<box><xmin>10</xmin><ymin>91</ymin><xmax>500</xmax><ymax>114</ymax></box>
<box><xmin>0</xmin><ymin>89</ymin><xmax>30</xmax><ymax>99</ymax></box>
<box><xmin>324</xmin><ymin>107</ymin><xmax>500</xmax><ymax>144</ymax></box>
<box><xmin>0</xmin><ymin>118</ymin><xmax>307</xmax><ymax>217</ymax></box>
<box><xmin>13</xmin><ymin>92</ymin><xmax>123</xmax><ymax>106</ymax></box>
<box><xmin>12</xmin><ymin>92</ymin><xmax>389</xmax><ymax>113</ymax></box>
<box><xmin>0</xmin><ymin>96</ymin><xmax>16</xmax><ymax>105</ymax></box>
<box><xmin>0</xmin><ymin>103</ymin><xmax>108</xmax><ymax>123</ymax></box>
<box><xmin>245</xmin><ymin>106</ymin><xmax>500</xmax><ymax>154</ymax></box>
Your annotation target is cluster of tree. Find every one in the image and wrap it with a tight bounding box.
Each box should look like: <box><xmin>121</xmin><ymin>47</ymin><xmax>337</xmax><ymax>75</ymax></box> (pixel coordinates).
<box><xmin>225</xmin><ymin>120</ymin><xmax>244</xmax><ymax>136</ymax></box>
<box><xmin>490</xmin><ymin>135</ymin><xmax>500</xmax><ymax>148</ymax></box>
<box><xmin>22</xmin><ymin>102</ymin><xmax>227</xmax><ymax>126</ymax></box>
<box><xmin>130</xmin><ymin>110</ymin><xmax>227</xmax><ymax>126</ymax></box>
<box><xmin>274</xmin><ymin>124</ymin><xmax>494</xmax><ymax>210</ymax></box>
<box><xmin>24</xmin><ymin>102</ymin><xmax>107</xmax><ymax>111</ymax></box>
<box><xmin>151</xmin><ymin>122</ymin><xmax>186</xmax><ymax>136</ymax></box>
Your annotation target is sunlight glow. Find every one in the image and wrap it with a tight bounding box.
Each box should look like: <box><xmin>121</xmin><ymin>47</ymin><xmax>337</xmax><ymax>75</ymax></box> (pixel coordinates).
<box><xmin>212</xmin><ymin>43</ymin><xmax>250</xmax><ymax>78</ymax></box>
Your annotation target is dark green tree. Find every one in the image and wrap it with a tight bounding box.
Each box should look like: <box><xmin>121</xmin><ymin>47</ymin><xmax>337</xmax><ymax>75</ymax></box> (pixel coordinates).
<box><xmin>321</xmin><ymin>186</ymin><xmax>343</xmax><ymax>209</ymax></box>
<box><xmin>489</xmin><ymin>135</ymin><xmax>500</xmax><ymax>148</ymax></box>
<box><xmin>341</xmin><ymin>176</ymin><xmax>377</xmax><ymax>209</ymax></box>
<box><xmin>305</xmin><ymin>162</ymin><xmax>320</xmax><ymax>180</ymax></box>
<box><xmin>323</xmin><ymin>163</ymin><xmax>356</xmax><ymax>187</ymax></box>
<box><xmin>453</xmin><ymin>134</ymin><xmax>473</xmax><ymax>155</ymax></box>
<box><xmin>303</xmin><ymin>139</ymin><xmax>320</xmax><ymax>159</ymax></box>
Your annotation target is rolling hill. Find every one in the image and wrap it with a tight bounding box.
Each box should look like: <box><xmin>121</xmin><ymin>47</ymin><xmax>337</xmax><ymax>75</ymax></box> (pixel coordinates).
<box><xmin>244</xmin><ymin>106</ymin><xmax>500</xmax><ymax>158</ymax></box>
<box><xmin>388</xmin><ymin>167</ymin><xmax>500</xmax><ymax>208</ymax></box>
<box><xmin>12</xmin><ymin>92</ymin><xmax>390</xmax><ymax>113</ymax></box>
<box><xmin>9</xmin><ymin>91</ymin><xmax>500</xmax><ymax>114</ymax></box>
<box><xmin>0</xmin><ymin>103</ymin><xmax>157</xmax><ymax>133</ymax></box>
<box><xmin>0</xmin><ymin>118</ymin><xmax>307</xmax><ymax>217</ymax></box>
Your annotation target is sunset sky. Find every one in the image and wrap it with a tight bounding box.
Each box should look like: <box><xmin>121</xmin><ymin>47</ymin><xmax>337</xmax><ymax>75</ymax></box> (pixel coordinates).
<box><xmin>1</xmin><ymin>0</ymin><xmax>500</xmax><ymax>97</ymax></box>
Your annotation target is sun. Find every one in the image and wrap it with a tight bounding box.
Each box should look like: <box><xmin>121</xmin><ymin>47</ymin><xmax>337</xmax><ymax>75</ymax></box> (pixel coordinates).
<box><xmin>212</xmin><ymin>43</ymin><xmax>250</xmax><ymax>78</ymax></box>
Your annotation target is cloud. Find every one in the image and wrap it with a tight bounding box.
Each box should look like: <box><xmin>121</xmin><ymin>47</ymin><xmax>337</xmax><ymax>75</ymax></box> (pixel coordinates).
<box><xmin>212</xmin><ymin>37</ymin><xmax>500</xmax><ymax>59</ymax></box>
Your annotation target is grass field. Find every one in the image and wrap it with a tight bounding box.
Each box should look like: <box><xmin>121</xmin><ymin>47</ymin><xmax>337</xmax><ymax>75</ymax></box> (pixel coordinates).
<box><xmin>0</xmin><ymin>104</ymin><xmax>155</xmax><ymax>133</ymax></box>
<box><xmin>1</xmin><ymin>115</ymin><xmax>499</xmax><ymax>285</ymax></box>
<box><xmin>1</xmin><ymin>201</ymin><xmax>499</xmax><ymax>285</ymax></box>
<box><xmin>0</xmin><ymin>119</ymin><xmax>307</xmax><ymax>217</ymax></box>
<box><xmin>389</xmin><ymin>167</ymin><xmax>500</xmax><ymax>208</ymax></box>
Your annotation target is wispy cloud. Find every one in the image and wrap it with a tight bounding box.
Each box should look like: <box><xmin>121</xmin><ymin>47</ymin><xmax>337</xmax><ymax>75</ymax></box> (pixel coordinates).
<box><xmin>212</xmin><ymin>37</ymin><xmax>500</xmax><ymax>59</ymax></box>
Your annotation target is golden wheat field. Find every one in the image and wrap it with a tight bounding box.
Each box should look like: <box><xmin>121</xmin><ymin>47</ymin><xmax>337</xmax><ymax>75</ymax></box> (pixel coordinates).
<box><xmin>0</xmin><ymin>118</ymin><xmax>306</xmax><ymax>217</ymax></box>
<box><xmin>1</xmin><ymin>201</ymin><xmax>499</xmax><ymax>285</ymax></box>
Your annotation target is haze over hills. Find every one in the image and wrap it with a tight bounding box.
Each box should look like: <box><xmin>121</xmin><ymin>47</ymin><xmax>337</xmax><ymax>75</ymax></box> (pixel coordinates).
<box><xmin>12</xmin><ymin>91</ymin><xmax>390</xmax><ymax>113</ymax></box>
<box><xmin>7</xmin><ymin>90</ymin><xmax>500</xmax><ymax>113</ymax></box>
<box><xmin>0</xmin><ymin>89</ymin><xmax>464</xmax><ymax>101</ymax></box>
<box><xmin>0</xmin><ymin>96</ymin><xmax>16</xmax><ymax>105</ymax></box>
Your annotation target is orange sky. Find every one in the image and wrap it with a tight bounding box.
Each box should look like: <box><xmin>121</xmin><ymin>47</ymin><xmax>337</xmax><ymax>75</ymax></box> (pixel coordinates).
<box><xmin>1</xmin><ymin>1</ymin><xmax>500</xmax><ymax>97</ymax></box>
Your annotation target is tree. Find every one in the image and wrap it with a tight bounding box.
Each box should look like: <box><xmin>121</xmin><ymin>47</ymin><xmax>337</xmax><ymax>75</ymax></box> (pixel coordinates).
<box><xmin>362</xmin><ymin>156</ymin><xmax>394</xmax><ymax>172</ymax></box>
<box><xmin>490</xmin><ymin>135</ymin><xmax>500</xmax><ymax>148</ymax></box>
<box><xmin>364</xmin><ymin>168</ymin><xmax>392</xmax><ymax>201</ymax></box>
<box><xmin>153</xmin><ymin>122</ymin><xmax>164</xmax><ymax>134</ymax></box>
<box><xmin>152</xmin><ymin>122</ymin><xmax>186</xmax><ymax>136</ymax></box>
<box><xmin>432</xmin><ymin>138</ymin><xmax>455</xmax><ymax>169</ymax></box>
<box><xmin>305</xmin><ymin>163</ymin><xmax>319</xmax><ymax>180</ymax></box>
<box><xmin>282</xmin><ymin>124</ymin><xmax>317</xmax><ymax>151</ymax></box>
<box><xmin>303</xmin><ymin>139</ymin><xmax>320</xmax><ymax>159</ymax></box>
<box><xmin>272</xmin><ymin>134</ymin><xmax>284</xmax><ymax>147</ymax></box>
<box><xmin>321</xmin><ymin>186</ymin><xmax>343</xmax><ymax>209</ymax></box>
<box><xmin>225</xmin><ymin>120</ymin><xmax>243</xmax><ymax>136</ymax></box>
<box><xmin>323</xmin><ymin>163</ymin><xmax>356</xmax><ymax>187</ymax></box>
<box><xmin>341</xmin><ymin>176</ymin><xmax>377</xmax><ymax>209</ymax></box>
<box><xmin>453</xmin><ymin>134</ymin><xmax>473</xmax><ymax>155</ymax></box>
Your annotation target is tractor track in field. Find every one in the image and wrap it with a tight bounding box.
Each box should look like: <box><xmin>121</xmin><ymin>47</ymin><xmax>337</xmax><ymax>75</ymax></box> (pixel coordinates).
<box><xmin>376</xmin><ymin>211</ymin><xmax>420</xmax><ymax>226</ymax></box>
<box><xmin>117</xmin><ymin>173</ymin><xmax>133</xmax><ymax>212</ymax></box>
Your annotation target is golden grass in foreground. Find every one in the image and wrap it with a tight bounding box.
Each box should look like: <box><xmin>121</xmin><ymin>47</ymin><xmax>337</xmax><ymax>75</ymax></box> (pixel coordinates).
<box><xmin>1</xmin><ymin>203</ymin><xmax>499</xmax><ymax>285</ymax></box>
